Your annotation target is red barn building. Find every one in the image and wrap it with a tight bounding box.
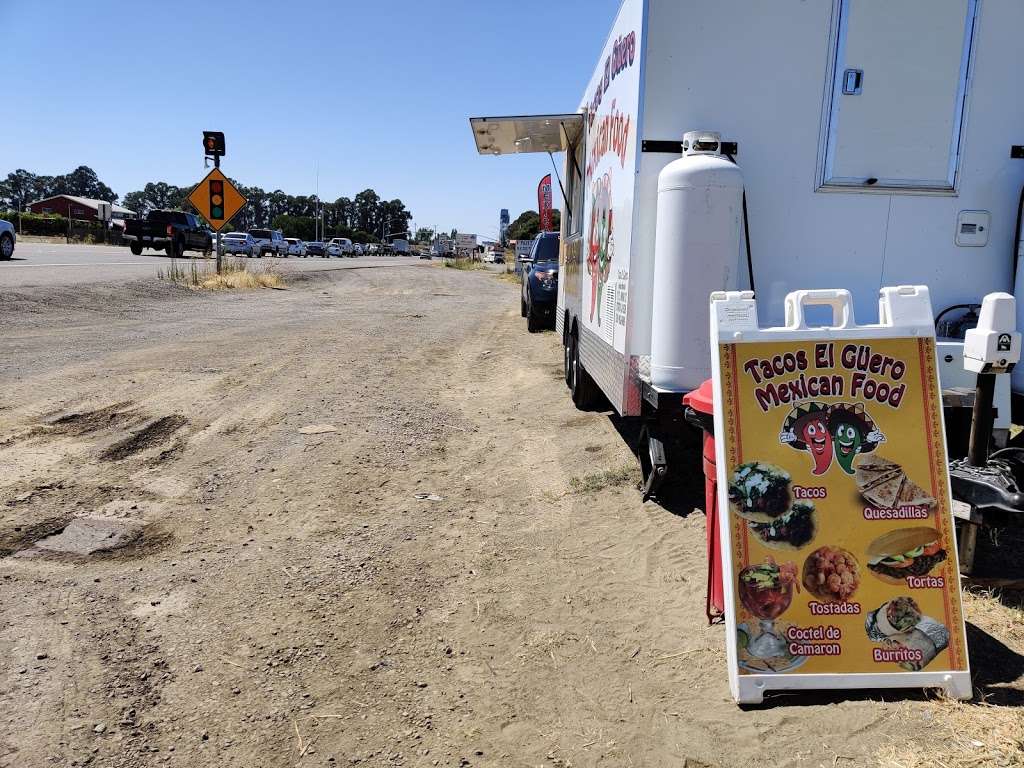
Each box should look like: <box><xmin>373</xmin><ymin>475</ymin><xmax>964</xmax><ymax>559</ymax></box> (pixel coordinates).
<box><xmin>29</xmin><ymin>195</ymin><xmax>136</xmax><ymax>225</ymax></box>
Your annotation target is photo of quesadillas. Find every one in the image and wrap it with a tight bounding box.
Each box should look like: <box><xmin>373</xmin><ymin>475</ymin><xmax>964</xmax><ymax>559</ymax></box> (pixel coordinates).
<box><xmin>853</xmin><ymin>456</ymin><xmax>935</xmax><ymax>510</ymax></box>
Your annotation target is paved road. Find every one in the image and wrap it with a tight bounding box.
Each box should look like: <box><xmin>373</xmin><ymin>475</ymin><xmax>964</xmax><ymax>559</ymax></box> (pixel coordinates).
<box><xmin>1</xmin><ymin>242</ymin><xmax>424</xmax><ymax>288</ymax></box>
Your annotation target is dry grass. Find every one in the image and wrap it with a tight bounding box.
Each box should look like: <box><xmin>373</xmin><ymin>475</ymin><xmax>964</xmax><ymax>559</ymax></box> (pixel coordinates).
<box><xmin>497</xmin><ymin>271</ymin><xmax>521</xmax><ymax>285</ymax></box>
<box><xmin>878</xmin><ymin>697</ymin><xmax>1023</xmax><ymax>768</ymax></box>
<box><xmin>877</xmin><ymin>587</ymin><xmax>1024</xmax><ymax>768</ymax></box>
<box><xmin>569</xmin><ymin>464</ymin><xmax>641</xmax><ymax>493</ymax></box>
<box><xmin>444</xmin><ymin>257</ymin><xmax>485</xmax><ymax>271</ymax></box>
<box><xmin>157</xmin><ymin>258</ymin><xmax>283</xmax><ymax>291</ymax></box>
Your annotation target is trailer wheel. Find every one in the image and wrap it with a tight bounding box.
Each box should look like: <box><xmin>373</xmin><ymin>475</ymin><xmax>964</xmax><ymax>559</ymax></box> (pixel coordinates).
<box><xmin>129</xmin><ymin>243</ymin><xmax>143</xmax><ymax>256</ymax></box>
<box><xmin>563</xmin><ymin>334</ymin><xmax>573</xmax><ymax>389</ymax></box>
<box><xmin>570</xmin><ymin>333</ymin><xmax>600</xmax><ymax>410</ymax></box>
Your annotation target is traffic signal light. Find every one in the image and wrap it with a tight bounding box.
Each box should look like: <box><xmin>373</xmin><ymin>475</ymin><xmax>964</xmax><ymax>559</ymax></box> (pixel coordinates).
<box><xmin>203</xmin><ymin>131</ymin><xmax>226</xmax><ymax>157</ymax></box>
<box><xmin>209</xmin><ymin>179</ymin><xmax>224</xmax><ymax>220</ymax></box>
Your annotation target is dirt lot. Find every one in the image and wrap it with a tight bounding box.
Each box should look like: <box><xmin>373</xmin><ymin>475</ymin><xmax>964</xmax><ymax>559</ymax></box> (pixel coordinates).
<box><xmin>1</xmin><ymin>264</ymin><xmax>1021</xmax><ymax>768</ymax></box>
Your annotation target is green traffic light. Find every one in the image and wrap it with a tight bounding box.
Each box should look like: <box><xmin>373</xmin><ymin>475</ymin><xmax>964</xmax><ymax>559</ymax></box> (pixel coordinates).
<box><xmin>212</xmin><ymin>206</ymin><xmax>224</xmax><ymax>219</ymax></box>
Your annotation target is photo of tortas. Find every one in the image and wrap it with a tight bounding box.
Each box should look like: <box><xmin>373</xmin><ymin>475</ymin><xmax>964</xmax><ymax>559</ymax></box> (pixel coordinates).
<box><xmin>866</xmin><ymin>527</ymin><xmax>947</xmax><ymax>583</ymax></box>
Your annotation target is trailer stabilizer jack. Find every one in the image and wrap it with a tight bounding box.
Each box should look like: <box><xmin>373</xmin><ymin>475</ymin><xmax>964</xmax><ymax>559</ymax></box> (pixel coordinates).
<box><xmin>640</xmin><ymin>429</ymin><xmax>668</xmax><ymax>501</ymax></box>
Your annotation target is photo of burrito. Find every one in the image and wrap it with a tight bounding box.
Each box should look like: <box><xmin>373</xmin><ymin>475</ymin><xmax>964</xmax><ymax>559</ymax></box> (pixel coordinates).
<box><xmin>853</xmin><ymin>456</ymin><xmax>936</xmax><ymax>510</ymax></box>
<box><xmin>866</xmin><ymin>527</ymin><xmax>947</xmax><ymax>583</ymax></box>
<box><xmin>747</xmin><ymin>501</ymin><xmax>817</xmax><ymax>550</ymax></box>
<box><xmin>728</xmin><ymin>462</ymin><xmax>792</xmax><ymax>523</ymax></box>
<box><xmin>864</xmin><ymin>596</ymin><xmax>922</xmax><ymax>639</ymax></box>
<box><xmin>866</xmin><ymin>599</ymin><xmax>950</xmax><ymax>671</ymax></box>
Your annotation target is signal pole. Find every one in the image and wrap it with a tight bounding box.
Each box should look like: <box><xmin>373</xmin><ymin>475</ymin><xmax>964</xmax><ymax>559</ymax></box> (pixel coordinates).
<box><xmin>214</xmin><ymin>153</ymin><xmax>222</xmax><ymax>273</ymax></box>
<box><xmin>203</xmin><ymin>131</ymin><xmax>227</xmax><ymax>273</ymax></box>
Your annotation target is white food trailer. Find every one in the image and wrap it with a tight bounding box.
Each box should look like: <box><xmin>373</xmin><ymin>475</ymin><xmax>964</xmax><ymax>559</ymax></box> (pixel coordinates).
<box><xmin>471</xmin><ymin>0</ymin><xmax>1024</xmax><ymax>494</ymax></box>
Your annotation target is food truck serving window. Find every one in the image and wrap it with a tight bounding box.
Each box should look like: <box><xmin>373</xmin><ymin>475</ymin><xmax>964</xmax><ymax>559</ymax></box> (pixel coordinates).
<box><xmin>468</xmin><ymin>113</ymin><xmax>586</xmax><ymax>234</ymax></box>
<box><xmin>820</xmin><ymin>0</ymin><xmax>978</xmax><ymax>191</ymax></box>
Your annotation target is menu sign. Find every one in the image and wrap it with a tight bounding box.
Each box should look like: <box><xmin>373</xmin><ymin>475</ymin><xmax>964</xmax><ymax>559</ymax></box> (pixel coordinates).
<box><xmin>711</xmin><ymin>289</ymin><xmax>972</xmax><ymax>703</ymax></box>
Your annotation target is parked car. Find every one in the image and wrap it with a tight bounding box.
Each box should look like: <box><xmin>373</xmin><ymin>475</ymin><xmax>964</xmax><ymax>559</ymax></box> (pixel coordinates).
<box><xmin>353</xmin><ymin>243</ymin><xmax>364</xmax><ymax>256</ymax></box>
<box><xmin>521</xmin><ymin>231</ymin><xmax>560</xmax><ymax>332</ymax></box>
<box><xmin>329</xmin><ymin>237</ymin><xmax>354</xmax><ymax>256</ymax></box>
<box><xmin>367</xmin><ymin>244</ymin><xmax>380</xmax><ymax>255</ymax></box>
<box><xmin>326</xmin><ymin>242</ymin><xmax>344</xmax><ymax>258</ymax></box>
<box><xmin>419</xmin><ymin>252</ymin><xmax>433</xmax><ymax>260</ymax></box>
<box><xmin>250</xmin><ymin>228</ymin><xmax>288</xmax><ymax>257</ymax></box>
<box><xmin>286</xmin><ymin>238</ymin><xmax>307</xmax><ymax>257</ymax></box>
<box><xmin>0</xmin><ymin>219</ymin><xmax>15</xmax><ymax>260</ymax></box>
<box><xmin>123</xmin><ymin>210</ymin><xmax>212</xmax><ymax>258</ymax></box>
<box><xmin>219</xmin><ymin>232</ymin><xmax>258</xmax><ymax>257</ymax></box>
<box><xmin>306</xmin><ymin>241</ymin><xmax>327</xmax><ymax>257</ymax></box>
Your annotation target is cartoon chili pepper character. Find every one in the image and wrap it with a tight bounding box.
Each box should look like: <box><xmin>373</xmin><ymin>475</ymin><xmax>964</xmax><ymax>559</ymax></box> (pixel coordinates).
<box><xmin>827</xmin><ymin>402</ymin><xmax>886</xmax><ymax>475</ymax></box>
<box><xmin>779</xmin><ymin>402</ymin><xmax>833</xmax><ymax>475</ymax></box>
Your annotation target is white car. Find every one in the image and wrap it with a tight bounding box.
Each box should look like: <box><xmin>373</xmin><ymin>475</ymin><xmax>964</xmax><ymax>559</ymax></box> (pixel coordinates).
<box><xmin>326</xmin><ymin>242</ymin><xmax>344</xmax><ymax>257</ymax></box>
<box><xmin>0</xmin><ymin>219</ymin><xmax>15</xmax><ymax>260</ymax></box>
<box><xmin>250</xmin><ymin>228</ymin><xmax>288</xmax><ymax>257</ymax></box>
<box><xmin>286</xmin><ymin>238</ymin><xmax>307</xmax><ymax>257</ymax></box>
<box><xmin>329</xmin><ymin>237</ymin><xmax>354</xmax><ymax>256</ymax></box>
<box><xmin>353</xmin><ymin>243</ymin><xmax>363</xmax><ymax>256</ymax></box>
<box><xmin>219</xmin><ymin>232</ymin><xmax>258</xmax><ymax>257</ymax></box>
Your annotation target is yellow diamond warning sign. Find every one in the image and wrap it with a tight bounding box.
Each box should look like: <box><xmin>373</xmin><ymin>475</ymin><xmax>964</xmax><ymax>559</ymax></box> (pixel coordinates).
<box><xmin>188</xmin><ymin>168</ymin><xmax>246</xmax><ymax>232</ymax></box>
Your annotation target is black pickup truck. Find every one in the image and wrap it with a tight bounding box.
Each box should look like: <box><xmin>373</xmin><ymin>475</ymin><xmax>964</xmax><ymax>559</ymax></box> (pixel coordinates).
<box><xmin>123</xmin><ymin>210</ymin><xmax>212</xmax><ymax>258</ymax></box>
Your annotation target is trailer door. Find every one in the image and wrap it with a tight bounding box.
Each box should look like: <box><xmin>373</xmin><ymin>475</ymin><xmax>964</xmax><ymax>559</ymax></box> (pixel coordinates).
<box><xmin>822</xmin><ymin>0</ymin><xmax>977</xmax><ymax>191</ymax></box>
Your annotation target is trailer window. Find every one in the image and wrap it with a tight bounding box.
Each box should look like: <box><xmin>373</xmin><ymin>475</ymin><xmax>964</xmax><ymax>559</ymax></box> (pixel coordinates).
<box><xmin>820</xmin><ymin>0</ymin><xmax>977</xmax><ymax>191</ymax></box>
<box><xmin>565</xmin><ymin>132</ymin><xmax>586</xmax><ymax>236</ymax></box>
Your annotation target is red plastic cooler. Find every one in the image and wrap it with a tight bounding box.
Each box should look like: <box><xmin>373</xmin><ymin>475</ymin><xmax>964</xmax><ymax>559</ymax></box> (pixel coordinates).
<box><xmin>683</xmin><ymin>379</ymin><xmax>724</xmax><ymax>622</ymax></box>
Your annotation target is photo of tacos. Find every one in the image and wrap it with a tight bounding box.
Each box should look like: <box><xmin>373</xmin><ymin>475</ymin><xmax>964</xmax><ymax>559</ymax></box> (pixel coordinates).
<box><xmin>802</xmin><ymin>545</ymin><xmax>860</xmax><ymax>602</ymax></box>
<box><xmin>728</xmin><ymin>462</ymin><xmax>792</xmax><ymax>523</ymax></box>
<box><xmin>748</xmin><ymin>501</ymin><xmax>817</xmax><ymax>550</ymax></box>
<box><xmin>853</xmin><ymin>456</ymin><xmax>936</xmax><ymax>510</ymax></box>
<box><xmin>866</xmin><ymin>527</ymin><xmax>947</xmax><ymax>583</ymax></box>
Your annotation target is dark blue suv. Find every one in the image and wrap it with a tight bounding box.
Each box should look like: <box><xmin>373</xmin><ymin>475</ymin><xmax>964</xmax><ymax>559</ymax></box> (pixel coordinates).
<box><xmin>520</xmin><ymin>232</ymin><xmax>560</xmax><ymax>332</ymax></box>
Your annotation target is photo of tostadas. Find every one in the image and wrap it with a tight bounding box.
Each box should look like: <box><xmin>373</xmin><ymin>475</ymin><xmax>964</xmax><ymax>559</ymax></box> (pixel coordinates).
<box><xmin>728</xmin><ymin>462</ymin><xmax>792</xmax><ymax>524</ymax></box>
<box><xmin>748</xmin><ymin>501</ymin><xmax>817</xmax><ymax>550</ymax></box>
<box><xmin>866</xmin><ymin>527</ymin><xmax>947</xmax><ymax>583</ymax></box>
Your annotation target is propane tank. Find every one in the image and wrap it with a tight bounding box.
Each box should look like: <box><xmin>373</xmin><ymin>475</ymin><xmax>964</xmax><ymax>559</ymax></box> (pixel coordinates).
<box><xmin>650</xmin><ymin>130</ymin><xmax>744</xmax><ymax>391</ymax></box>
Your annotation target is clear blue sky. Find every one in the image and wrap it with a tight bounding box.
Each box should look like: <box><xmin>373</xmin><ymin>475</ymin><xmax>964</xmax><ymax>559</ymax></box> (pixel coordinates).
<box><xmin>0</xmin><ymin>0</ymin><xmax>621</xmax><ymax>239</ymax></box>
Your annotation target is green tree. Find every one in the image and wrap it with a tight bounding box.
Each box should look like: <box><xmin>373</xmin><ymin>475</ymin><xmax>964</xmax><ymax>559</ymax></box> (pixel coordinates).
<box><xmin>121</xmin><ymin>182</ymin><xmax>188</xmax><ymax>216</ymax></box>
<box><xmin>272</xmin><ymin>214</ymin><xmax>316</xmax><ymax>240</ymax></box>
<box><xmin>49</xmin><ymin>166</ymin><xmax>117</xmax><ymax>202</ymax></box>
<box><xmin>354</xmin><ymin>189</ymin><xmax>380</xmax><ymax>233</ymax></box>
<box><xmin>414</xmin><ymin>227</ymin><xmax>434</xmax><ymax>244</ymax></box>
<box><xmin>507</xmin><ymin>209</ymin><xmax>560</xmax><ymax>241</ymax></box>
<box><xmin>0</xmin><ymin>169</ymin><xmax>50</xmax><ymax>210</ymax></box>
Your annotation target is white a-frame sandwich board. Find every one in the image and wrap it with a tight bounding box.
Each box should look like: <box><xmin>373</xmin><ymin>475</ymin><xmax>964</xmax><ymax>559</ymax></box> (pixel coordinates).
<box><xmin>710</xmin><ymin>286</ymin><xmax>971</xmax><ymax>704</ymax></box>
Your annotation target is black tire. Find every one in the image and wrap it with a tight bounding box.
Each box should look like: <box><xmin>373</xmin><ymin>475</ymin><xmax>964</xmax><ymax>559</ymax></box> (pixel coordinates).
<box><xmin>129</xmin><ymin>242</ymin><xmax>143</xmax><ymax>256</ymax></box>
<box><xmin>563</xmin><ymin>329</ymin><xmax>573</xmax><ymax>389</ymax></box>
<box><xmin>570</xmin><ymin>332</ymin><xmax>600</xmax><ymax>410</ymax></box>
<box><xmin>527</xmin><ymin>300</ymin><xmax>543</xmax><ymax>333</ymax></box>
<box><xmin>520</xmin><ymin>293</ymin><xmax>527</xmax><ymax>318</ymax></box>
<box><xmin>0</xmin><ymin>233</ymin><xmax>13</xmax><ymax>260</ymax></box>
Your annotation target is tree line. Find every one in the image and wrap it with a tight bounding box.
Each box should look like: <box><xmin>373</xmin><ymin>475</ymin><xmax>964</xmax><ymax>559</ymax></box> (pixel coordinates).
<box><xmin>0</xmin><ymin>166</ymin><xmax>413</xmax><ymax>244</ymax></box>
